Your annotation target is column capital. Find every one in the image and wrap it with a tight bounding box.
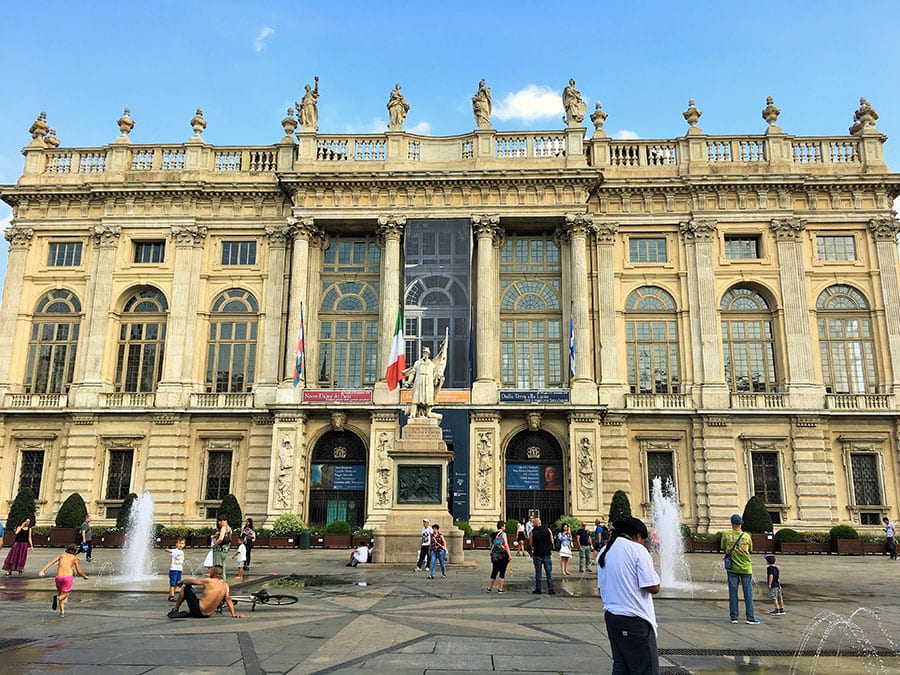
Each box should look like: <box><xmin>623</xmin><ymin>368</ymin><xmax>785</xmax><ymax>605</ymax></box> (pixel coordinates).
<box><xmin>4</xmin><ymin>224</ymin><xmax>34</xmax><ymax>250</ymax></box>
<box><xmin>376</xmin><ymin>215</ymin><xmax>407</xmax><ymax>242</ymax></box>
<box><xmin>286</xmin><ymin>216</ymin><xmax>319</xmax><ymax>241</ymax></box>
<box><xmin>170</xmin><ymin>223</ymin><xmax>207</xmax><ymax>247</ymax></box>
<box><xmin>768</xmin><ymin>217</ymin><xmax>806</xmax><ymax>241</ymax></box>
<box><xmin>563</xmin><ymin>212</ymin><xmax>594</xmax><ymax>238</ymax></box>
<box><xmin>593</xmin><ymin>221</ymin><xmax>618</xmax><ymax>244</ymax></box>
<box><xmin>679</xmin><ymin>218</ymin><xmax>718</xmax><ymax>243</ymax></box>
<box><xmin>90</xmin><ymin>224</ymin><xmax>121</xmax><ymax>248</ymax></box>
<box><xmin>471</xmin><ymin>214</ymin><xmax>504</xmax><ymax>245</ymax></box>
<box><xmin>868</xmin><ymin>216</ymin><xmax>900</xmax><ymax>243</ymax></box>
<box><xmin>265</xmin><ymin>224</ymin><xmax>292</xmax><ymax>248</ymax></box>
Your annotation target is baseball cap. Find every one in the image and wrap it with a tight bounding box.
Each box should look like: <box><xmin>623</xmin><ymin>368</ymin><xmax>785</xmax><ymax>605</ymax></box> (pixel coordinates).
<box><xmin>730</xmin><ymin>514</ymin><xmax>743</xmax><ymax>524</ymax></box>
<box><xmin>765</xmin><ymin>555</ymin><xmax>775</xmax><ymax>563</ymax></box>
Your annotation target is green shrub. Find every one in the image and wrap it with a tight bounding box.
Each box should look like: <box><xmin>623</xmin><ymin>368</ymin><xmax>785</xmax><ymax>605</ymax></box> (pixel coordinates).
<box><xmin>680</xmin><ymin>524</ymin><xmax>692</xmax><ymax>538</ymax></box>
<box><xmin>255</xmin><ymin>528</ymin><xmax>271</xmax><ymax>538</ymax></box>
<box><xmin>863</xmin><ymin>534</ymin><xmax>885</xmax><ymax>544</ymax></box>
<box><xmin>115</xmin><ymin>493</ymin><xmax>139</xmax><ymax>530</ymax></box>
<box><xmin>829</xmin><ymin>524</ymin><xmax>860</xmax><ymax>540</ymax></box>
<box><xmin>30</xmin><ymin>525</ymin><xmax>51</xmax><ymax>538</ymax></box>
<box><xmin>554</xmin><ymin>515</ymin><xmax>582</xmax><ymax>533</ymax></box>
<box><xmin>774</xmin><ymin>528</ymin><xmax>801</xmax><ymax>543</ymax></box>
<box><xmin>609</xmin><ymin>490</ymin><xmax>632</xmax><ymax>524</ymax></box>
<box><xmin>506</xmin><ymin>518</ymin><xmax>520</xmax><ymax>536</ymax></box>
<box><xmin>55</xmin><ymin>493</ymin><xmax>88</xmax><ymax>528</ymax></box>
<box><xmin>741</xmin><ymin>496</ymin><xmax>773</xmax><ymax>533</ymax></box>
<box><xmin>354</xmin><ymin>528</ymin><xmax>374</xmax><ymax>537</ymax></box>
<box><xmin>160</xmin><ymin>527</ymin><xmax>191</xmax><ymax>538</ymax></box>
<box><xmin>191</xmin><ymin>526</ymin><xmax>216</xmax><ymax>537</ymax></box>
<box><xmin>6</xmin><ymin>487</ymin><xmax>37</xmax><ymax>529</ymax></box>
<box><xmin>272</xmin><ymin>513</ymin><xmax>306</xmax><ymax>536</ymax></box>
<box><xmin>693</xmin><ymin>532</ymin><xmax>719</xmax><ymax>542</ymax></box>
<box><xmin>218</xmin><ymin>494</ymin><xmax>243</xmax><ymax>530</ymax></box>
<box><xmin>473</xmin><ymin>526</ymin><xmax>492</xmax><ymax>537</ymax></box>
<box><xmin>324</xmin><ymin>520</ymin><xmax>351</xmax><ymax>534</ymax></box>
<box><xmin>800</xmin><ymin>531</ymin><xmax>829</xmax><ymax>543</ymax></box>
<box><xmin>453</xmin><ymin>520</ymin><xmax>473</xmax><ymax>538</ymax></box>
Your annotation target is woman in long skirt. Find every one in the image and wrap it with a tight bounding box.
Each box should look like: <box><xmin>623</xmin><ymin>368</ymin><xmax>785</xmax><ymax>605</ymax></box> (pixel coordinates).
<box><xmin>3</xmin><ymin>518</ymin><xmax>34</xmax><ymax>575</ymax></box>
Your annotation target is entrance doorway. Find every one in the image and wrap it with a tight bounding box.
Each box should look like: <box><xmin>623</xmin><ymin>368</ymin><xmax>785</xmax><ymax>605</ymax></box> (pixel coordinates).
<box><xmin>504</xmin><ymin>430</ymin><xmax>565</xmax><ymax>526</ymax></box>
<box><xmin>308</xmin><ymin>430</ymin><xmax>367</xmax><ymax>528</ymax></box>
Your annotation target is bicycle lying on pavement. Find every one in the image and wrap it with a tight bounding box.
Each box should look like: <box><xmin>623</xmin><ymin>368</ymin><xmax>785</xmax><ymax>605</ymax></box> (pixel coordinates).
<box><xmin>217</xmin><ymin>588</ymin><xmax>298</xmax><ymax>613</ymax></box>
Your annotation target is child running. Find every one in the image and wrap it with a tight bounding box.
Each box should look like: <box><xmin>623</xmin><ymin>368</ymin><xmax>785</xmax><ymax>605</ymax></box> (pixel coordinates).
<box><xmin>166</xmin><ymin>537</ymin><xmax>186</xmax><ymax>601</ymax></box>
<box><xmin>38</xmin><ymin>544</ymin><xmax>88</xmax><ymax>617</ymax></box>
<box><xmin>765</xmin><ymin>554</ymin><xmax>785</xmax><ymax>615</ymax></box>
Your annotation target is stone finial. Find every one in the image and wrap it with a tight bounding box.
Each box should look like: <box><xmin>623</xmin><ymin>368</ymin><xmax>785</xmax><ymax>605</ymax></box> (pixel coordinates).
<box><xmin>190</xmin><ymin>107</ymin><xmax>207</xmax><ymax>136</ymax></box>
<box><xmin>761</xmin><ymin>96</ymin><xmax>780</xmax><ymax>126</ymax></box>
<box><xmin>29</xmin><ymin>112</ymin><xmax>49</xmax><ymax>140</ymax></box>
<box><xmin>590</xmin><ymin>102</ymin><xmax>608</xmax><ymax>136</ymax></box>
<box><xmin>281</xmin><ymin>108</ymin><xmax>297</xmax><ymax>139</ymax></box>
<box><xmin>44</xmin><ymin>128</ymin><xmax>60</xmax><ymax>148</ymax></box>
<box><xmin>850</xmin><ymin>97</ymin><xmax>879</xmax><ymax>135</ymax></box>
<box><xmin>682</xmin><ymin>98</ymin><xmax>702</xmax><ymax>131</ymax></box>
<box><xmin>117</xmin><ymin>108</ymin><xmax>135</xmax><ymax>136</ymax></box>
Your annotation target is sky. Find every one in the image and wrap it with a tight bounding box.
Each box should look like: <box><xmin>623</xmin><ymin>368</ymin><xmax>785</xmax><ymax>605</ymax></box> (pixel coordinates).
<box><xmin>1</xmin><ymin>0</ymin><xmax>899</xmax><ymax>289</ymax></box>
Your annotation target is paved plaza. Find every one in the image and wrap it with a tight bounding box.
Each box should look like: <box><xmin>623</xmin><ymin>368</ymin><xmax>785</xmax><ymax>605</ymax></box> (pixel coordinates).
<box><xmin>1</xmin><ymin>545</ymin><xmax>899</xmax><ymax>673</ymax></box>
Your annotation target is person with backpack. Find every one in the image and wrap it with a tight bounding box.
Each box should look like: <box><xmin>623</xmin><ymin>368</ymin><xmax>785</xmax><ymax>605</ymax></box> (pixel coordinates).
<box><xmin>486</xmin><ymin>520</ymin><xmax>511</xmax><ymax>593</ymax></box>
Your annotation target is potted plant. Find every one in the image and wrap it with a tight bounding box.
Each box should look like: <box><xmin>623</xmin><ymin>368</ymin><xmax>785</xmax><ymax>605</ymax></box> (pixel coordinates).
<box><xmin>254</xmin><ymin>528</ymin><xmax>271</xmax><ymax>549</ymax></box>
<box><xmin>774</xmin><ymin>528</ymin><xmax>804</xmax><ymax>554</ymax></box>
<box><xmin>51</xmin><ymin>493</ymin><xmax>88</xmax><ymax>546</ymax></box>
<box><xmin>158</xmin><ymin>526</ymin><xmax>191</xmax><ymax>548</ymax></box>
<box><xmin>190</xmin><ymin>527</ymin><xmax>216</xmax><ymax>548</ymax></box>
<box><xmin>800</xmin><ymin>531</ymin><xmax>831</xmax><ymax>554</ymax></box>
<box><xmin>741</xmin><ymin>496</ymin><xmax>775</xmax><ymax>553</ymax></box>
<box><xmin>310</xmin><ymin>528</ymin><xmax>325</xmax><ymax>548</ymax></box>
<box><xmin>689</xmin><ymin>532</ymin><xmax>720</xmax><ymax>553</ymax></box>
<box><xmin>323</xmin><ymin>520</ymin><xmax>352</xmax><ymax>548</ymax></box>
<box><xmin>352</xmin><ymin>528</ymin><xmax>374</xmax><ymax>548</ymax></box>
<box><xmin>862</xmin><ymin>534</ymin><xmax>886</xmax><ymax>555</ymax></box>
<box><xmin>830</xmin><ymin>524</ymin><xmax>863</xmax><ymax>554</ymax></box>
<box><xmin>30</xmin><ymin>525</ymin><xmax>51</xmax><ymax>546</ymax></box>
<box><xmin>271</xmin><ymin>513</ymin><xmax>305</xmax><ymax>548</ymax></box>
<box><xmin>473</xmin><ymin>526</ymin><xmax>493</xmax><ymax>549</ymax></box>
<box><xmin>454</xmin><ymin>520</ymin><xmax>475</xmax><ymax>549</ymax></box>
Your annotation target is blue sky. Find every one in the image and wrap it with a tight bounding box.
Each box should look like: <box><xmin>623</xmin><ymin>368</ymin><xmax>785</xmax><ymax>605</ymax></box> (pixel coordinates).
<box><xmin>1</xmin><ymin>1</ymin><xmax>899</xmax><ymax>287</ymax></box>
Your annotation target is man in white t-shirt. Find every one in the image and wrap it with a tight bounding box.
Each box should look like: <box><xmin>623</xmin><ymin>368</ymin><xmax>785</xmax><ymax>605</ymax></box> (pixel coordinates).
<box><xmin>415</xmin><ymin>518</ymin><xmax>432</xmax><ymax>571</ymax></box>
<box><xmin>347</xmin><ymin>542</ymin><xmax>374</xmax><ymax>567</ymax></box>
<box><xmin>596</xmin><ymin>517</ymin><xmax>661</xmax><ymax>674</ymax></box>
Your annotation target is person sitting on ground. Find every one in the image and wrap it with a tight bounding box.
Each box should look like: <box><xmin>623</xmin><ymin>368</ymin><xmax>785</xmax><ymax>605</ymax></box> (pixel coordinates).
<box><xmin>167</xmin><ymin>565</ymin><xmax>243</xmax><ymax>619</ymax></box>
<box><xmin>346</xmin><ymin>541</ymin><xmax>374</xmax><ymax>567</ymax></box>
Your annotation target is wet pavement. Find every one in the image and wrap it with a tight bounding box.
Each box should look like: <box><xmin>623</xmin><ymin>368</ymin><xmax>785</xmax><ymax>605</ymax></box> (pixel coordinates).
<box><xmin>1</xmin><ymin>545</ymin><xmax>899</xmax><ymax>673</ymax></box>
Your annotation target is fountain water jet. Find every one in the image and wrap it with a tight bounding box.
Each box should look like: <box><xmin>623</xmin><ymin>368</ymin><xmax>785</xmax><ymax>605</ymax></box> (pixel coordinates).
<box><xmin>120</xmin><ymin>492</ymin><xmax>155</xmax><ymax>580</ymax></box>
<box><xmin>650</xmin><ymin>476</ymin><xmax>692</xmax><ymax>589</ymax></box>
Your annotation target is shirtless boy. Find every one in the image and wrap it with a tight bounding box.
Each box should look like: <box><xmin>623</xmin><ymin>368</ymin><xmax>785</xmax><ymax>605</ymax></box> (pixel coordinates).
<box><xmin>168</xmin><ymin>565</ymin><xmax>243</xmax><ymax>619</ymax></box>
<box><xmin>39</xmin><ymin>544</ymin><xmax>88</xmax><ymax>617</ymax></box>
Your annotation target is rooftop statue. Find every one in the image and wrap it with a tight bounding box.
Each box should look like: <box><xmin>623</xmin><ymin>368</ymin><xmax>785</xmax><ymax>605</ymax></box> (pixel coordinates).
<box><xmin>402</xmin><ymin>327</ymin><xmax>449</xmax><ymax>421</ymax></box>
<box><xmin>29</xmin><ymin>112</ymin><xmax>49</xmax><ymax>140</ymax></box>
<box><xmin>563</xmin><ymin>78</ymin><xmax>586</xmax><ymax>127</ymax></box>
<box><xmin>387</xmin><ymin>84</ymin><xmax>410</xmax><ymax>131</ymax></box>
<box><xmin>850</xmin><ymin>96</ymin><xmax>879</xmax><ymax>135</ymax></box>
<box><xmin>472</xmin><ymin>79</ymin><xmax>492</xmax><ymax>130</ymax></box>
<box><xmin>296</xmin><ymin>76</ymin><xmax>320</xmax><ymax>131</ymax></box>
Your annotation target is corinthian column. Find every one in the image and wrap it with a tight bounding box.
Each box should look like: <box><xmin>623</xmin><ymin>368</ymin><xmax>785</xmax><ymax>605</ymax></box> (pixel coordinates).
<box><xmin>869</xmin><ymin>217</ymin><xmax>900</xmax><ymax>393</ymax></box>
<box><xmin>681</xmin><ymin>219</ymin><xmax>728</xmax><ymax>408</ymax></box>
<box><xmin>255</xmin><ymin>224</ymin><xmax>291</xmax><ymax>404</ymax></box>
<box><xmin>372</xmin><ymin>216</ymin><xmax>405</xmax><ymax>405</ymax></box>
<box><xmin>472</xmin><ymin>215</ymin><xmax>502</xmax><ymax>404</ymax></box>
<box><xmin>595</xmin><ymin>222</ymin><xmax>626</xmax><ymax>406</ymax></box>
<box><xmin>563</xmin><ymin>212</ymin><xmax>598</xmax><ymax>404</ymax></box>
<box><xmin>0</xmin><ymin>224</ymin><xmax>34</xmax><ymax>395</ymax></box>
<box><xmin>282</xmin><ymin>217</ymin><xmax>319</xmax><ymax>388</ymax></box>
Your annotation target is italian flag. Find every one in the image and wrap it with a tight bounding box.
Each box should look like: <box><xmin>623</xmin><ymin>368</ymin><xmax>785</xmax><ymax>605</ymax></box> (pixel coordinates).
<box><xmin>385</xmin><ymin>308</ymin><xmax>406</xmax><ymax>390</ymax></box>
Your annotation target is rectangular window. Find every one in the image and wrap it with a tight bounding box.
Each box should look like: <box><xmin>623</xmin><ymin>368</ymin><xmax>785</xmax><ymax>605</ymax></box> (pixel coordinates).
<box><xmin>724</xmin><ymin>236</ymin><xmax>760</xmax><ymax>259</ymax></box>
<box><xmin>204</xmin><ymin>450</ymin><xmax>233</xmax><ymax>500</ymax></box>
<box><xmin>751</xmin><ymin>452</ymin><xmax>782</xmax><ymax>503</ymax></box>
<box><xmin>48</xmin><ymin>242</ymin><xmax>83</xmax><ymax>267</ymax></box>
<box><xmin>850</xmin><ymin>453</ymin><xmax>882</xmax><ymax>505</ymax></box>
<box><xmin>816</xmin><ymin>236</ymin><xmax>856</xmax><ymax>261</ymax></box>
<box><xmin>19</xmin><ymin>450</ymin><xmax>45</xmax><ymax>497</ymax></box>
<box><xmin>133</xmin><ymin>241</ymin><xmax>165</xmax><ymax>264</ymax></box>
<box><xmin>629</xmin><ymin>237</ymin><xmax>667</xmax><ymax>263</ymax></box>
<box><xmin>221</xmin><ymin>241</ymin><xmax>257</xmax><ymax>266</ymax></box>
<box><xmin>646</xmin><ymin>451</ymin><xmax>674</xmax><ymax>498</ymax></box>
<box><xmin>105</xmin><ymin>449</ymin><xmax>134</xmax><ymax>500</ymax></box>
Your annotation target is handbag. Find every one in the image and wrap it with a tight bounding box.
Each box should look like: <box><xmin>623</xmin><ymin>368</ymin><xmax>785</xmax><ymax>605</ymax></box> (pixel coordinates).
<box><xmin>723</xmin><ymin>532</ymin><xmax>744</xmax><ymax>570</ymax></box>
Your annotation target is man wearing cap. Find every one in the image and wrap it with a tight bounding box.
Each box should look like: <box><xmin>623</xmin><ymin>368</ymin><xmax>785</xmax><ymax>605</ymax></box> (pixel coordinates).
<box><xmin>415</xmin><ymin>518</ymin><xmax>432</xmax><ymax>571</ymax></box>
<box><xmin>720</xmin><ymin>513</ymin><xmax>759</xmax><ymax>625</ymax></box>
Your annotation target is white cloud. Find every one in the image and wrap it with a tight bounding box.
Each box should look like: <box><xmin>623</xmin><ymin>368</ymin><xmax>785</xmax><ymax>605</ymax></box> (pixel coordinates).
<box><xmin>493</xmin><ymin>85</ymin><xmax>563</xmax><ymax>122</ymax></box>
<box><xmin>252</xmin><ymin>27</ymin><xmax>275</xmax><ymax>52</ymax></box>
<box><xmin>614</xmin><ymin>130</ymin><xmax>640</xmax><ymax>140</ymax></box>
<box><xmin>407</xmin><ymin>121</ymin><xmax>431</xmax><ymax>135</ymax></box>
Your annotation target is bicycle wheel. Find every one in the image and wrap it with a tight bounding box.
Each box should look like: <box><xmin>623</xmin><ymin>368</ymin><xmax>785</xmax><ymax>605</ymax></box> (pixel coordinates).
<box><xmin>261</xmin><ymin>594</ymin><xmax>298</xmax><ymax>606</ymax></box>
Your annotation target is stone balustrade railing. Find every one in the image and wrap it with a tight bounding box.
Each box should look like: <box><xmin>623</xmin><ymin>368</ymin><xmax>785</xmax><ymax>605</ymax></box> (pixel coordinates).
<box><xmin>17</xmin><ymin>127</ymin><xmax>887</xmax><ymax>183</ymax></box>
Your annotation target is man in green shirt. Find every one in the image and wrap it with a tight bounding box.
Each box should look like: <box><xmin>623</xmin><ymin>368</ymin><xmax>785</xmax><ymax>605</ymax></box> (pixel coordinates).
<box><xmin>720</xmin><ymin>513</ymin><xmax>759</xmax><ymax>624</ymax></box>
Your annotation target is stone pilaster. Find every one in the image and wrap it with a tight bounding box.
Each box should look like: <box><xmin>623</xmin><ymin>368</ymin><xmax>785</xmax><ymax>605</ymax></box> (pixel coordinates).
<box><xmin>681</xmin><ymin>219</ymin><xmax>729</xmax><ymax>408</ymax></box>
<box><xmin>770</xmin><ymin>218</ymin><xmax>822</xmax><ymax>406</ymax></box>
<box><xmin>569</xmin><ymin>412</ymin><xmax>600</xmax><ymax>516</ymax></box>
<box><xmin>471</xmin><ymin>215</ymin><xmax>503</xmax><ymax>404</ymax></box>
<box><xmin>869</xmin><ymin>218</ymin><xmax>900</xmax><ymax>392</ymax></box>
<box><xmin>693</xmin><ymin>414</ymin><xmax>738</xmax><ymax>532</ymax></box>
<box><xmin>562</xmin><ymin>213</ymin><xmax>598</xmax><ymax>404</ymax></box>
<box><xmin>267</xmin><ymin>412</ymin><xmax>307</xmax><ymax>523</ymax></box>
<box><xmin>468</xmin><ymin>411</ymin><xmax>502</xmax><ymax>529</ymax></box>
<box><xmin>373</xmin><ymin>216</ymin><xmax>405</xmax><ymax>405</ymax></box>
<box><xmin>599</xmin><ymin>414</ymin><xmax>629</xmax><ymax>506</ymax></box>
<box><xmin>789</xmin><ymin>416</ymin><xmax>835</xmax><ymax>525</ymax></box>
<box><xmin>366</xmin><ymin>411</ymin><xmax>400</xmax><ymax>528</ymax></box>
<box><xmin>0</xmin><ymin>224</ymin><xmax>34</xmax><ymax>395</ymax></box>
<box><xmin>255</xmin><ymin>224</ymin><xmax>291</xmax><ymax>405</ymax></box>
<box><xmin>305</xmin><ymin>230</ymin><xmax>328</xmax><ymax>389</ymax></box>
<box><xmin>595</xmin><ymin>222</ymin><xmax>626</xmax><ymax>407</ymax></box>
<box><xmin>156</xmin><ymin>223</ymin><xmax>206</xmax><ymax>407</ymax></box>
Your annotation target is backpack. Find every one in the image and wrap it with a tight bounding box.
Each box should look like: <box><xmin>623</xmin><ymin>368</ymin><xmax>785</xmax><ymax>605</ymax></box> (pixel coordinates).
<box><xmin>490</xmin><ymin>532</ymin><xmax>508</xmax><ymax>562</ymax></box>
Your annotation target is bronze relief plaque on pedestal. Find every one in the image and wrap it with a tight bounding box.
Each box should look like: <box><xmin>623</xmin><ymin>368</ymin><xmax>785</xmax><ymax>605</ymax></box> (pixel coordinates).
<box><xmin>397</xmin><ymin>465</ymin><xmax>442</xmax><ymax>504</ymax></box>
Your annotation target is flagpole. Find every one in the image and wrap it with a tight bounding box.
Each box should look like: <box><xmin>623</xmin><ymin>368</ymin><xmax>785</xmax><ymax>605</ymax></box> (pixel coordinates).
<box><xmin>300</xmin><ymin>301</ymin><xmax>307</xmax><ymax>388</ymax></box>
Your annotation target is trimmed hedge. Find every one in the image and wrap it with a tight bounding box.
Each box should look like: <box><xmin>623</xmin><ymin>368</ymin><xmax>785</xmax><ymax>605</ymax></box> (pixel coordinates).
<box><xmin>55</xmin><ymin>493</ymin><xmax>88</xmax><ymax>528</ymax></box>
<box><xmin>116</xmin><ymin>493</ymin><xmax>139</xmax><ymax>530</ymax></box>
<box><xmin>741</xmin><ymin>496</ymin><xmax>773</xmax><ymax>533</ymax></box>
<box><xmin>6</xmin><ymin>488</ymin><xmax>36</xmax><ymax>529</ymax></box>
<box><xmin>774</xmin><ymin>528</ymin><xmax>801</xmax><ymax>543</ymax></box>
<box><xmin>218</xmin><ymin>494</ymin><xmax>243</xmax><ymax>530</ymax></box>
<box><xmin>609</xmin><ymin>490</ymin><xmax>632</xmax><ymax>524</ymax></box>
<box><xmin>829</xmin><ymin>524</ymin><xmax>860</xmax><ymax>540</ymax></box>
<box><xmin>324</xmin><ymin>520</ymin><xmax>351</xmax><ymax>534</ymax></box>
<box><xmin>271</xmin><ymin>513</ymin><xmax>306</xmax><ymax>536</ymax></box>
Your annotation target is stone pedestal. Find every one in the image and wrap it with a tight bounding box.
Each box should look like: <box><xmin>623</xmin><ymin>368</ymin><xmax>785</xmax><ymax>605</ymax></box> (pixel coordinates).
<box><xmin>373</xmin><ymin>418</ymin><xmax>465</xmax><ymax>565</ymax></box>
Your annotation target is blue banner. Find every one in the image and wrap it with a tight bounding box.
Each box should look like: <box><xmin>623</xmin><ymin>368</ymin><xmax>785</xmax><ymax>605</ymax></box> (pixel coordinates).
<box><xmin>506</xmin><ymin>464</ymin><xmax>542</xmax><ymax>490</ymax></box>
<box><xmin>333</xmin><ymin>464</ymin><xmax>366</xmax><ymax>490</ymax></box>
<box><xmin>500</xmin><ymin>390</ymin><xmax>570</xmax><ymax>403</ymax></box>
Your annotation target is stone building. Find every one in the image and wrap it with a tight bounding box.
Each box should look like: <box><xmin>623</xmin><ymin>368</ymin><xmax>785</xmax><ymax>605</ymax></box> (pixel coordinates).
<box><xmin>1</xmin><ymin>93</ymin><xmax>899</xmax><ymax>533</ymax></box>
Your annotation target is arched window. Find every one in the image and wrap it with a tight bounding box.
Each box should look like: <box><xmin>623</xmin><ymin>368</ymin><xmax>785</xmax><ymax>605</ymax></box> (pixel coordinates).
<box><xmin>625</xmin><ymin>286</ymin><xmax>680</xmax><ymax>394</ymax></box>
<box><xmin>817</xmin><ymin>285</ymin><xmax>877</xmax><ymax>394</ymax></box>
<box><xmin>500</xmin><ymin>236</ymin><xmax>562</xmax><ymax>388</ymax></box>
<box><xmin>115</xmin><ymin>288</ymin><xmax>168</xmax><ymax>393</ymax></box>
<box><xmin>25</xmin><ymin>290</ymin><xmax>81</xmax><ymax>394</ymax></box>
<box><xmin>720</xmin><ymin>287</ymin><xmax>778</xmax><ymax>393</ymax></box>
<box><xmin>206</xmin><ymin>289</ymin><xmax>258</xmax><ymax>393</ymax></box>
<box><xmin>404</xmin><ymin>275</ymin><xmax>470</xmax><ymax>388</ymax></box>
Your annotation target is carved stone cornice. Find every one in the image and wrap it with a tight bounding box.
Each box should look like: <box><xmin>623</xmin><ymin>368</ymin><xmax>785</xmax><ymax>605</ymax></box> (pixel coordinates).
<box><xmin>90</xmin><ymin>224</ymin><xmax>121</xmax><ymax>248</ymax></box>
<box><xmin>376</xmin><ymin>215</ymin><xmax>407</xmax><ymax>243</ymax></box>
<box><xmin>170</xmin><ymin>223</ymin><xmax>207</xmax><ymax>247</ymax></box>
<box><xmin>265</xmin><ymin>224</ymin><xmax>292</xmax><ymax>248</ymax></box>
<box><xmin>286</xmin><ymin>216</ymin><xmax>319</xmax><ymax>242</ymax></box>
<box><xmin>471</xmin><ymin>214</ymin><xmax>504</xmax><ymax>247</ymax></box>
<box><xmin>470</xmin><ymin>411</ymin><xmax>501</xmax><ymax>424</ymax></box>
<box><xmin>593</xmin><ymin>221</ymin><xmax>618</xmax><ymax>244</ymax></box>
<box><xmin>371</xmin><ymin>411</ymin><xmax>399</xmax><ymax>424</ymax></box>
<box><xmin>4</xmin><ymin>224</ymin><xmax>34</xmax><ymax>249</ymax></box>
<box><xmin>562</xmin><ymin>212</ymin><xmax>594</xmax><ymax>240</ymax></box>
<box><xmin>868</xmin><ymin>217</ymin><xmax>900</xmax><ymax>243</ymax></box>
<box><xmin>769</xmin><ymin>217</ymin><xmax>806</xmax><ymax>241</ymax></box>
<box><xmin>679</xmin><ymin>219</ymin><xmax>717</xmax><ymax>243</ymax></box>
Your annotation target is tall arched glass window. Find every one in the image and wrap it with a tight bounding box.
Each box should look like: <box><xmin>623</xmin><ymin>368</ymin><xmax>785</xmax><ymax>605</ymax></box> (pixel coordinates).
<box><xmin>817</xmin><ymin>285</ymin><xmax>877</xmax><ymax>394</ymax></box>
<box><xmin>206</xmin><ymin>289</ymin><xmax>258</xmax><ymax>392</ymax></box>
<box><xmin>500</xmin><ymin>235</ymin><xmax>562</xmax><ymax>388</ymax></box>
<box><xmin>625</xmin><ymin>286</ymin><xmax>680</xmax><ymax>394</ymax></box>
<box><xmin>720</xmin><ymin>287</ymin><xmax>778</xmax><ymax>393</ymax></box>
<box><xmin>25</xmin><ymin>290</ymin><xmax>81</xmax><ymax>394</ymax></box>
<box><xmin>115</xmin><ymin>288</ymin><xmax>168</xmax><ymax>393</ymax></box>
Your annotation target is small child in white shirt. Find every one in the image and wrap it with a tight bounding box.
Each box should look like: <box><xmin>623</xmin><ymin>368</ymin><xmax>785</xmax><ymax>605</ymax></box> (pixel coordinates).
<box><xmin>166</xmin><ymin>537</ymin><xmax>186</xmax><ymax>601</ymax></box>
<box><xmin>232</xmin><ymin>541</ymin><xmax>247</xmax><ymax>580</ymax></box>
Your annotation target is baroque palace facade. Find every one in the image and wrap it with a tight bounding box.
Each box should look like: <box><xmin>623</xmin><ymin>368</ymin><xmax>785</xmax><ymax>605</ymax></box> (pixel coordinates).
<box><xmin>1</xmin><ymin>92</ymin><xmax>899</xmax><ymax>533</ymax></box>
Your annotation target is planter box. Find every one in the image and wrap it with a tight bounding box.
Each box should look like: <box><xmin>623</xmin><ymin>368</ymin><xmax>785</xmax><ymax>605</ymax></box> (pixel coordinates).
<box><xmin>268</xmin><ymin>536</ymin><xmax>296</xmax><ymax>549</ymax></box>
<box><xmin>310</xmin><ymin>536</ymin><xmax>325</xmax><ymax>548</ymax></box>
<box><xmin>157</xmin><ymin>535</ymin><xmax>182</xmax><ymax>549</ymax></box>
<box><xmin>803</xmin><ymin>541</ymin><xmax>831</xmax><ymax>554</ymax></box>
<box><xmin>751</xmin><ymin>533</ymin><xmax>775</xmax><ymax>553</ymax></box>
<box><xmin>834</xmin><ymin>538</ymin><xmax>864</xmax><ymax>555</ymax></box>
<box><xmin>3</xmin><ymin>531</ymin><xmax>14</xmax><ymax>547</ymax></box>
<box><xmin>472</xmin><ymin>536</ymin><xmax>491</xmax><ymax>550</ymax></box>
<box><xmin>324</xmin><ymin>533</ymin><xmax>352</xmax><ymax>549</ymax></box>
<box><xmin>49</xmin><ymin>527</ymin><xmax>80</xmax><ymax>547</ymax></box>
<box><xmin>352</xmin><ymin>536</ymin><xmax>374</xmax><ymax>548</ymax></box>
<box><xmin>779</xmin><ymin>542</ymin><xmax>807</xmax><ymax>554</ymax></box>
<box><xmin>863</xmin><ymin>541</ymin><xmax>886</xmax><ymax>555</ymax></box>
<box><xmin>190</xmin><ymin>535</ymin><xmax>213</xmax><ymax>548</ymax></box>
<box><xmin>99</xmin><ymin>532</ymin><xmax>125</xmax><ymax>548</ymax></box>
<box><xmin>463</xmin><ymin>538</ymin><xmax>475</xmax><ymax>550</ymax></box>
<box><xmin>254</xmin><ymin>536</ymin><xmax>270</xmax><ymax>549</ymax></box>
<box><xmin>688</xmin><ymin>538</ymin><xmax>720</xmax><ymax>553</ymax></box>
